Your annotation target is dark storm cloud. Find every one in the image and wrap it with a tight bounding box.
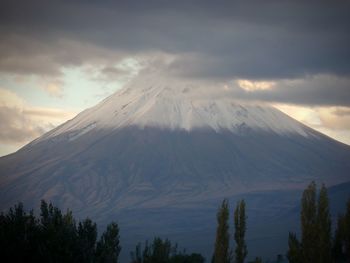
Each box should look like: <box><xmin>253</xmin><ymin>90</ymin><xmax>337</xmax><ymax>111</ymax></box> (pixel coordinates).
<box><xmin>0</xmin><ymin>0</ymin><xmax>349</xmax><ymax>105</ymax></box>
<box><xmin>0</xmin><ymin>34</ymin><xmax>124</xmax><ymax>76</ymax></box>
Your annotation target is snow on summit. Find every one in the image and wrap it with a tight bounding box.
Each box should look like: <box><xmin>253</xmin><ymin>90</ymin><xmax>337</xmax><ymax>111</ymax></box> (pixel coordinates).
<box><xmin>40</xmin><ymin>73</ymin><xmax>309</xmax><ymax>142</ymax></box>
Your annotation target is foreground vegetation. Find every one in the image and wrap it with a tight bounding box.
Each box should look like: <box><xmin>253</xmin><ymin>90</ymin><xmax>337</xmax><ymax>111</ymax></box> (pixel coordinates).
<box><xmin>0</xmin><ymin>200</ymin><xmax>120</xmax><ymax>262</ymax></box>
<box><xmin>0</xmin><ymin>182</ymin><xmax>349</xmax><ymax>262</ymax></box>
<box><xmin>130</xmin><ymin>238</ymin><xmax>205</xmax><ymax>263</ymax></box>
<box><xmin>287</xmin><ymin>183</ymin><xmax>350</xmax><ymax>263</ymax></box>
<box><xmin>210</xmin><ymin>182</ymin><xmax>350</xmax><ymax>263</ymax></box>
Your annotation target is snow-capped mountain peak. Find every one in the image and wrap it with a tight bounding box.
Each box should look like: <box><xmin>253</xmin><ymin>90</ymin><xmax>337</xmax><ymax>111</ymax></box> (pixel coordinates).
<box><xmin>1</xmin><ymin>72</ymin><xmax>350</xmax><ymax>263</ymax></box>
<box><xmin>41</xmin><ymin>82</ymin><xmax>309</xmax><ymax>143</ymax></box>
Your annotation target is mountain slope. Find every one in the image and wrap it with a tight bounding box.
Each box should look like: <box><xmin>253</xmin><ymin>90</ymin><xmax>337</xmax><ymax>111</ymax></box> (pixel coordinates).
<box><xmin>0</xmin><ymin>80</ymin><xmax>350</xmax><ymax>260</ymax></box>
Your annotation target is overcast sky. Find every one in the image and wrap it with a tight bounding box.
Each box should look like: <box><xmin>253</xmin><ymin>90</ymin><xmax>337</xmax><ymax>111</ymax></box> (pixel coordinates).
<box><xmin>1</xmin><ymin>0</ymin><xmax>350</xmax><ymax>156</ymax></box>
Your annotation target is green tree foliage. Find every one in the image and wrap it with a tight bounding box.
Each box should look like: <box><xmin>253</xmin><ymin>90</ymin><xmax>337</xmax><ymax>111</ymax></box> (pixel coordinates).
<box><xmin>149</xmin><ymin>237</ymin><xmax>172</xmax><ymax>263</ymax></box>
<box><xmin>130</xmin><ymin>242</ymin><xmax>143</xmax><ymax>263</ymax></box>
<box><xmin>170</xmin><ymin>253</ymin><xmax>205</xmax><ymax>263</ymax></box>
<box><xmin>301</xmin><ymin>181</ymin><xmax>318</xmax><ymax>263</ymax></box>
<box><xmin>249</xmin><ymin>257</ymin><xmax>263</xmax><ymax>263</ymax></box>
<box><xmin>234</xmin><ymin>200</ymin><xmax>247</xmax><ymax>263</ymax></box>
<box><xmin>77</xmin><ymin>218</ymin><xmax>98</xmax><ymax>263</ymax></box>
<box><xmin>288</xmin><ymin>183</ymin><xmax>350</xmax><ymax>263</ymax></box>
<box><xmin>95</xmin><ymin>222</ymin><xmax>122</xmax><ymax>263</ymax></box>
<box><xmin>276</xmin><ymin>254</ymin><xmax>284</xmax><ymax>263</ymax></box>
<box><xmin>345</xmin><ymin>199</ymin><xmax>350</xmax><ymax>263</ymax></box>
<box><xmin>0</xmin><ymin>203</ymin><xmax>40</xmax><ymax>262</ymax></box>
<box><xmin>213</xmin><ymin>199</ymin><xmax>230</xmax><ymax>263</ymax></box>
<box><xmin>39</xmin><ymin>200</ymin><xmax>79</xmax><ymax>262</ymax></box>
<box><xmin>287</xmin><ymin>232</ymin><xmax>302</xmax><ymax>263</ymax></box>
<box><xmin>130</xmin><ymin>237</ymin><xmax>204</xmax><ymax>263</ymax></box>
<box><xmin>334</xmin><ymin>198</ymin><xmax>350</xmax><ymax>263</ymax></box>
<box><xmin>0</xmin><ymin>200</ymin><xmax>121</xmax><ymax>263</ymax></box>
<box><xmin>333</xmin><ymin>214</ymin><xmax>346</xmax><ymax>262</ymax></box>
<box><xmin>317</xmin><ymin>184</ymin><xmax>332</xmax><ymax>263</ymax></box>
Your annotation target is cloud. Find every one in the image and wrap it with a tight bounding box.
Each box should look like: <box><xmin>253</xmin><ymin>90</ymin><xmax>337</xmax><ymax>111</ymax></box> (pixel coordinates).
<box><xmin>315</xmin><ymin>128</ymin><xmax>350</xmax><ymax>146</ymax></box>
<box><xmin>0</xmin><ymin>143</ymin><xmax>25</xmax><ymax>157</ymax></box>
<box><xmin>0</xmin><ymin>0</ymin><xmax>349</xmax><ymax>115</ymax></box>
<box><xmin>0</xmin><ymin>35</ymin><xmax>125</xmax><ymax>76</ymax></box>
<box><xmin>91</xmin><ymin>58</ymin><xmax>142</xmax><ymax>83</ymax></box>
<box><xmin>0</xmin><ymin>88</ymin><xmax>25</xmax><ymax>108</ymax></box>
<box><xmin>237</xmin><ymin>80</ymin><xmax>275</xmax><ymax>92</ymax></box>
<box><xmin>43</xmin><ymin>82</ymin><xmax>64</xmax><ymax>98</ymax></box>
<box><xmin>274</xmin><ymin>104</ymin><xmax>350</xmax><ymax>145</ymax></box>
<box><xmin>226</xmin><ymin>75</ymin><xmax>350</xmax><ymax>107</ymax></box>
<box><xmin>0</xmin><ymin>106</ymin><xmax>46</xmax><ymax>143</ymax></box>
<box><xmin>100</xmin><ymin>67</ymin><xmax>128</xmax><ymax>79</ymax></box>
<box><xmin>0</xmin><ymin>0</ymin><xmax>349</xmax><ymax>80</ymax></box>
<box><xmin>332</xmin><ymin>108</ymin><xmax>350</xmax><ymax>117</ymax></box>
<box><xmin>0</xmin><ymin>88</ymin><xmax>76</xmax><ymax>144</ymax></box>
<box><xmin>318</xmin><ymin>107</ymin><xmax>350</xmax><ymax>130</ymax></box>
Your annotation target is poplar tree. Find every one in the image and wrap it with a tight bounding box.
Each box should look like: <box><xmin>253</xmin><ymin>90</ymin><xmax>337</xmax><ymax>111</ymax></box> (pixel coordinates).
<box><xmin>252</xmin><ymin>257</ymin><xmax>262</xmax><ymax>263</ymax></box>
<box><xmin>234</xmin><ymin>200</ymin><xmax>247</xmax><ymax>263</ymax></box>
<box><xmin>287</xmin><ymin>232</ymin><xmax>302</xmax><ymax>263</ymax></box>
<box><xmin>317</xmin><ymin>184</ymin><xmax>332</xmax><ymax>263</ymax></box>
<box><xmin>345</xmin><ymin>199</ymin><xmax>350</xmax><ymax>263</ymax></box>
<box><xmin>213</xmin><ymin>199</ymin><xmax>230</xmax><ymax>263</ymax></box>
<box><xmin>333</xmin><ymin>214</ymin><xmax>346</xmax><ymax>262</ymax></box>
<box><xmin>301</xmin><ymin>181</ymin><xmax>317</xmax><ymax>263</ymax></box>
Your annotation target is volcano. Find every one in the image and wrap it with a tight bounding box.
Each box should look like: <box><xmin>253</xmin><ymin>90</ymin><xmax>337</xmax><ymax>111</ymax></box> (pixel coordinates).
<box><xmin>1</xmin><ymin>78</ymin><xmax>350</xmax><ymax>260</ymax></box>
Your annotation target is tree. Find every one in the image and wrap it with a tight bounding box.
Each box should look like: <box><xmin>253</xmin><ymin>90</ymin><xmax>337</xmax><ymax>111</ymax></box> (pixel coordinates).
<box><xmin>148</xmin><ymin>237</ymin><xmax>172</xmax><ymax>263</ymax></box>
<box><xmin>288</xmin><ymin>182</ymin><xmax>343</xmax><ymax>263</ymax></box>
<box><xmin>95</xmin><ymin>222</ymin><xmax>121</xmax><ymax>263</ymax></box>
<box><xmin>0</xmin><ymin>203</ymin><xmax>40</xmax><ymax>262</ymax></box>
<box><xmin>317</xmin><ymin>184</ymin><xmax>332</xmax><ymax>263</ymax></box>
<box><xmin>234</xmin><ymin>200</ymin><xmax>247</xmax><ymax>263</ymax></box>
<box><xmin>130</xmin><ymin>242</ymin><xmax>143</xmax><ymax>263</ymax></box>
<box><xmin>77</xmin><ymin>218</ymin><xmax>98</xmax><ymax>263</ymax></box>
<box><xmin>213</xmin><ymin>199</ymin><xmax>230</xmax><ymax>263</ymax></box>
<box><xmin>252</xmin><ymin>257</ymin><xmax>262</xmax><ymax>263</ymax></box>
<box><xmin>345</xmin><ymin>198</ymin><xmax>350</xmax><ymax>263</ymax></box>
<box><xmin>276</xmin><ymin>254</ymin><xmax>284</xmax><ymax>263</ymax></box>
<box><xmin>0</xmin><ymin>200</ymin><xmax>126</xmax><ymax>263</ymax></box>
<box><xmin>301</xmin><ymin>181</ymin><xmax>317</xmax><ymax>263</ymax></box>
<box><xmin>287</xmin><ymin>232</ymin><xmax>302</xmax><ymax>263</ymax></box>
<box><xmin>169</xmin><ymin>253</ymin><xmax>205</xmax><ymax>263</ymax></box>
<box><xmin>332</xmin><ymin>198</ymin><xmax>350</xmax><ymax>263</ymax></box>
<box><xmin>333</xmin><ymin>214</ymin><xmax>346</xmax><ymax>263</ymax></box>
<box><xmin>39</xmin><ymin>200</ymin><xmax>79</xmax><ymax>262</ymax></box>
<box><xmin>130</xmin><ymin>238</ymin><xmax>204</xmax><ymax>263</ymax></box>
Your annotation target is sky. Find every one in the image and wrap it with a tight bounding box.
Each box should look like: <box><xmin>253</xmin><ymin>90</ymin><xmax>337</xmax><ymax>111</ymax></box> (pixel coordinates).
<box><xmin>0</xmin><ymin>0</ymin><xmax>350</xmax><ymax>156</ymax></box>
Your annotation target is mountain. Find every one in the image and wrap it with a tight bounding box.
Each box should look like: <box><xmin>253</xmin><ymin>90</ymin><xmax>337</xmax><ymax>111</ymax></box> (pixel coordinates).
<box><xmin>1</xmin><ymin>78</ymin><xmax>350</xmax><ymax>260</ymax></box>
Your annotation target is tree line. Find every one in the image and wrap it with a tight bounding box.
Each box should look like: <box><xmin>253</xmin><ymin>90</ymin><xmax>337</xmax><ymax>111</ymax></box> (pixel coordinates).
<box><xmin>0</xmin><ymin>182</ymin><xmax>349</xmax><ymax>262</ymax></box>
<box><xmin>0</xmin><ymin>200</ymin><xmax>204</xmax><ymax>263</ymax></box>
<box><xmin>0</xmin><ymin>200</ymin><xmax>120</xmax><ymax>262</ymax></box>
<box><xmin>213</xmin><ymin>199</ymin><xmax>247</xmax><ymax>263</ymax></box>
<box><xmin>287</xmin><ymin>182</ymin><xmax>350</xmax><ymax>263</ymax></box>
<box><xmin>212</xmin><ymin>182</ymin><xmax>350</xmax><ymax>263</ymax></box>
<box><xmin>130</xmin><ymin>238</ymin><xmax>205</xmax><ymax>263</ymax></box>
